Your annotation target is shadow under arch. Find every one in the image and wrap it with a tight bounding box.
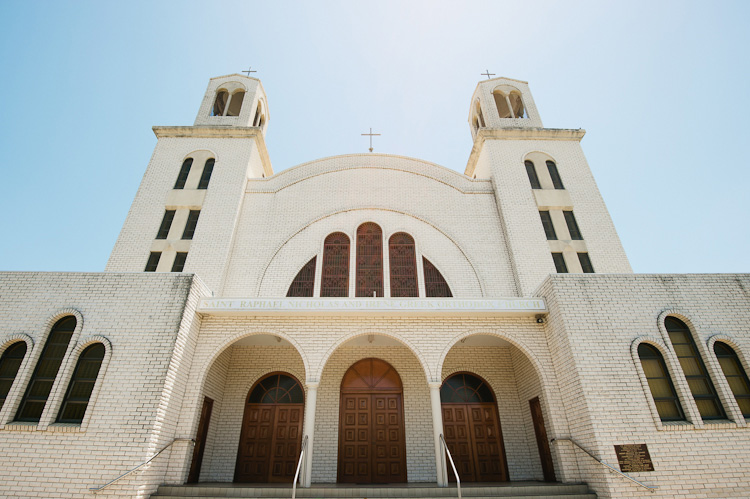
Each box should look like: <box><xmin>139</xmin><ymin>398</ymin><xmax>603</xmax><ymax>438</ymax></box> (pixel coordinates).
<box><xmin>255</xmin><ymin>206</ymin><xmax>485</xmax><ymax>297</ymax></box>
<box><xmin>314</xmin><ymin>329</ymin><xmax>431</xmax><ymax>383</ymax></box>
<box><xmin>196</xmin><ymin>329</ymin><xmax>311</xmax><ymax>393</ymax></box>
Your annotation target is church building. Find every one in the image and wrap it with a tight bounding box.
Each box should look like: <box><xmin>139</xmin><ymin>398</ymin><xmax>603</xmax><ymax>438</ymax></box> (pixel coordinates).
<box><xmin>0</xmin><ymin>73</ymin><xmax>748</xmax><ymax>499</ymax></box>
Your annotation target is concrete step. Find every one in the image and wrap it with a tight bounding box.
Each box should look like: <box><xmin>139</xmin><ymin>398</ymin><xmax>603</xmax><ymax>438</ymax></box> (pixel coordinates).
<box><xmin>152</xmin><ymin>482</ymin><xmax>596</xmax><ymax>499</ymax></box>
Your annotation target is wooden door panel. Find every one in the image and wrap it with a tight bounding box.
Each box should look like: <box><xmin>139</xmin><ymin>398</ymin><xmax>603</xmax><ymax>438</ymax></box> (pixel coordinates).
<box><xmin>529</xmin><ymin>397</ymin><xmax>556</xmax><ymax>482</ymax></box>
<box><xmin>188</xmin><ymin>396</ymin><xmax>214</xmax><ymax>483</ymax></box>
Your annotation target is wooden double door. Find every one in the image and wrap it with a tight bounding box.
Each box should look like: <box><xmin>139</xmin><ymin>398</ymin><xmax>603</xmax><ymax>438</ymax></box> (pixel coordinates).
<box><xmin>234</xmin><ymin>373</ymin><xmax>304</xmax><ymax>483</ymax></box>
<box><xmin>441</xmin><ymin>373</ymin><xmax>509</xmax><ymax>482</ymax></box>
<box><xmin>338</xmin><ymin>358</ymin><xmax>407</xmax><ymax>483</ymax></box>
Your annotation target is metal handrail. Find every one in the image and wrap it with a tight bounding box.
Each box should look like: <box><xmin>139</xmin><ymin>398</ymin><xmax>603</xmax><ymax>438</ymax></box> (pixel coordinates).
<box><xmin>292</xmin><ymin>435</ymin><xmax>309</xmax><ymax>499</ymax></box>
<box><xmin>551</xmin><ymin>438</ymin><xmax>657</xmax><ymax>492</ymax></box>
<box><xmin>439</xmin><ymin>434</ymin><xmax>461</xmax><ymax>499</ymax></box>
<box><xmin>90</xmin><ymin>438</ymin><xmax>194</xmax><ymax>493</ymax></box>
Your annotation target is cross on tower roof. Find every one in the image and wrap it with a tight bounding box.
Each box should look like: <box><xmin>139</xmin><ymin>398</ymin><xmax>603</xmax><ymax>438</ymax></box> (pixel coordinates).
<box><xmin>361</xmin><ymin>128</ymin><xmax>381</xmax><ymax>153</ymax></box>
<box><xmin>242</xmin><ymin>66</ymin><xmax>257</xmax><ymax>76</ymax></box>
<box><xmin>481</xmin><ymin>69</ymin><xmax>495</xmax><ymax>79</ymax></box>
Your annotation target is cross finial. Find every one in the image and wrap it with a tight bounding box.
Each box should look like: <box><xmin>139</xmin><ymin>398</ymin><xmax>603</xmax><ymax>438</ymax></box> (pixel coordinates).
<box><xmin>361</xmin><ymin>127</ymin><xmax>381</xmax><ymax>153</ymax></box>
<box><xmin>241</xmin><ymin>66</ymin><xmax>257</xmax><ymax>76</ymax></box>
<box><xmin>481</xmin><ymin>69</ymin><xmax>495</xmax><ymax>80</ymax></box>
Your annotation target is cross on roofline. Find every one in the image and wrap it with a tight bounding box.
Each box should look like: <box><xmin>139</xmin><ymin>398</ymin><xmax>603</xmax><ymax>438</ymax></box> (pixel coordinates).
<box><xmin>482</xmin><ymin>69</ymin><xmax>495</xmax><ymax>79</ymax></box>
<box><xmin>361</xmin><ymin>128</ymin><xmax>381</xmax><ymax>153</ymax></box>
<box><xmin>242</xmin><ymin>66</ymin><xmax>257</xmax><ymax>76</ymax></box>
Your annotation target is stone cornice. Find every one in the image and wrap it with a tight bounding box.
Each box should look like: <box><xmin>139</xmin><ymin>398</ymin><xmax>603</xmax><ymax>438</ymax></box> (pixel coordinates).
<box><xmin>153</xmin><ymin>126</ymin><xmax>273</xmax><ymax>177</ymax></box>
<box><xmin>464</xmin><ymin>127</ymin><xmax>586</xmax><ymax>176</ymax></box>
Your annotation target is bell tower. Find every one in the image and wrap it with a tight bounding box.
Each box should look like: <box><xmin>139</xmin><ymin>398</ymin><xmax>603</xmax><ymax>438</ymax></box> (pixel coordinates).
<box><xmin>465</xmin><ymin>76</ymin><xmax>631</xmax><ymax>296</ymax></box>
<box><xmin>106</xmin><ymin>74</ymin><xmax>273</xmax><ymax>293</ymax></box>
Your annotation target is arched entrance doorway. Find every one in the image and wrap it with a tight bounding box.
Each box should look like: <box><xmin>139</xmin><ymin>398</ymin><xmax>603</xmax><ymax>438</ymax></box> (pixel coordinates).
<box><xmin>234</xmin><ymin>373</ymin><xmax>304</xmax><ymax>483</ymax></box>
<box><xmin>441</xmin><ymin>372</ymin><xmax>509</xmax><ymax>482</ymax></box>
<box><xmin>338</xmin><ymin>358</ymin><xmax>407</xmax><ymax>483</ymax></box>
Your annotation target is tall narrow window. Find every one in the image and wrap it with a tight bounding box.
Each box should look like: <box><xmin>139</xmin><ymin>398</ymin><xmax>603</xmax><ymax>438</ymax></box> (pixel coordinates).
<box><xmin>287</xmin><ymin>257</ymin><xmax>316</xmax><ymax>297</ymax></box>
<box><xmin>563</xmin><ymin>211</ymin><xmax>583</xmax><ymax>240</ymax></box>
<box><xmin>0</xmin><ymin>342</ymin><xmax>27</xmax><ymax>410</ymax></box>
<box><xmin>539</xmin><ymin>211</ymin><xmax>557</xmax><ymax>240</ymax></box>
<box><xmin>226</xmin><ymin>91</ymin><xmax>245</xmax><ymax>117</ymax></box>
<box><xmin>525</xmin><ymin>161</ymin><xmax>541</xmax><ymax>189</ymax></box>
<box><xmin>713</xmin><ymin>342</ymin><xmax>750</xmax><ymax>417</ymax></box>
<box><xmin>197</xmin><ymin>159</ymin><xmax>214</xmax><ymax>190</ymax></box>
<box><xmin>156</xmin><ymin>210</ymin><xmax>176</xmax><ymax>239</ymax></box>
<box><xmin>546</xmin><ymin>161</ymin><xmax>564</xmax><ymax>189</ymax></box>
<box><xmin>172</xmin><ymin>252</ymin><xmax>188</xmax><ymax>272</ymax></box>
<box><xmin>174</xmin><ymin>159</ymin><xmax>193</xmax><ymax>189</ymax></box>
<box><xmin>57</xmin><ymin>343</ymin><xmax>105</xmax><ymax>424</ymax></box>
<box><xmin>145</xmin><ymin>252</ymin><xmax>161</xmax><ymax>272</ymax></box>
<box><xmin>423</xmin><ymin>258</ymin><xmax>452</xmax><ymax>297</ymax></box>
<box><xmin>16</xmin><ymin>317</ymin><xmax>76</xmax><ymax>422</ymax></box>
<box><xmin>211</xmin><ymin>90</ymin><xmax>228</xmax><ymax>116</ymax></box>
<box><xmin>182</xmin><ymin>210</ymin><xmax>201</xmax><ymax>240</ymax></box>
<box><xmin>638</xmin><ymin>343</ymin><xmax>685</xmax><ymax>421</ymax></box>
<box><xmin>356</xmin><ymin>223</ymin><xmax>384</xmax><ymax>297</ymax></box>
<box><xmin>389</xmin><ymin>233</ymin><xmax>418</xmax><ymax>297</ymax></box>
<box><xmin>665</xmin><ymin>317</ymin><xmax>725</xmax><ymax>419</ymax></box>
<box><xmin>321</xmin><ymin>233</ymin><xmax>350</xmax><ymax>297</ymax></box>
<box><xmin>578</xmin><ymin>253</ymin><xmax>594</xmax><ymax>273</ymax></box>
<box><xmin>552</xmin><ymin>253</ymin><xmax>567</xmax><ymax>273</ymax></box>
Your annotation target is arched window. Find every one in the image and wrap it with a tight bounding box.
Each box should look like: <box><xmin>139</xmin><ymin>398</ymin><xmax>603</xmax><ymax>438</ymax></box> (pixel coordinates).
<box><xmin>441</xmin><ymin>373</ymin><xmax>495</xmax><ymax>403</ymax></box>
<box><xmin>248</xmin><ymin>373</ymin><xmax>304</xmax><ymax>404</ymax></box>
<box><xmin>211</xmin><ymin>90</ymin><xmax>228</xmax><ymax>117</ymax></box>
<box><xmin>57</xmin><ymin>343</ymin><xmax>105</xmax><ymax>424</ymax></box>
<box><xmin>637</xmin><ymin>343</ymin><xmax>685</xmax><ymax>421</ymax></box>
<box><xmin>423</xmin><ymin>258</ymin><xmax>452</xmax><ymax>297</ymax></box>
<box><xmin>253</xmin><ymin>100</ymin><xmax>266</xmax><ymax>128</ymax></box>
<box><xmin>321</xmin><ymin>233</ymin><xmax>350</xmax><ymax>297</ymax></box>
<box><xmin>0</xmin><ymin>342</ymin><xmax>27</xmax><ymax>410</ymax></box>
<box><xmin>174</xmin><ymin>158</ymin><xmax>193</xmax><ymax>189</ymax></box>
<box><xmin>287</xmin><ymin>257</ymin><xmax>316</xmax><ymax>297</ymax></box>
<box><xmin>713</xmin><ymin>342</ymin><xmax>750</xmax><ymax>417</ymax></box>
<box><xmin>16</xmin><ymin>316</ymin><xmax>76</xmax><ymax>422</ymax></box>
<box><xmin>389</xmin><ymin>233</ymin><xmax>418</xmax><ymax>297</ymax></box>
<box><xmin>226</xmin><ymin>91</ymin><xmax>245</xmax><ymax>117</ymax></box>
<box><xmin>493</xmin><ymin>90</ymin><xmax>511</xmax><ymax>118</ymax></box>
<box><xmin>546</xmin><ymin>161</ymin><xmax>564</xmax><ymax>190</ymax></box>
<box><xmin>524</xmin><ymin>160</ymin><xmax>541</xmax><ymax>189</ymax></box>
<box><xmin>665</xmin><ymin>317</ymin><xmax>725</xmax><ymax>419</ymax></box>
<box><xmin>509</xmin><ymin>91</ymin><xmax>526</xmax><ymax>118</ymax></box>
<box><xmin>197</xmin><ymin>159</ymin><xmax>215</xmax><ymax>190</ymax></box>
<box><xmin>356</xmin><ymin>223</ymin><xmax>383</xmax><ymax>297</ymax></box>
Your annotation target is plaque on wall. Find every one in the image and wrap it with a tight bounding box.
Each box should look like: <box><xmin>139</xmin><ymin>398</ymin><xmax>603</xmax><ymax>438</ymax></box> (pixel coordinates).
<box><xmin>614</xmin><ymin>444</ymin><xmax>655</xmax><ymax>472</ymax></box>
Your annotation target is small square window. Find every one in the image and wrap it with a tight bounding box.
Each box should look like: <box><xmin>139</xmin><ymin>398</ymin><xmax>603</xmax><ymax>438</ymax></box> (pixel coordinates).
<box><xmin>172</xmin><ymin>252</ymin><xmax>188</xmax><ymax>272</ymax></box>
<box><xmin>145</xmin><ymin>252</ymin><xmax>161</xmax><ymax>272</ymax></box>
<box><xmin>578</xmin><ymin>253</ymin><xmax>594</xmax><ymax>273</ymax></box>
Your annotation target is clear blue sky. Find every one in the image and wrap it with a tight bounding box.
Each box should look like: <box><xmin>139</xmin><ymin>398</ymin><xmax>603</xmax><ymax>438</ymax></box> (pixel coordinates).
<box><xmin>0</xmin><ymin>1</ymin><xmax>748</xmax><ymax>274</ymax></box>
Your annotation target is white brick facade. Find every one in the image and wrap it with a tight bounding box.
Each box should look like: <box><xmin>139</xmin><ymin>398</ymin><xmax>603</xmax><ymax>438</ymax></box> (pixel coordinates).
<box><xmin>1</xmin><ymin>74</ymin><xmax>748</xmax><ymax>499</ymax></box>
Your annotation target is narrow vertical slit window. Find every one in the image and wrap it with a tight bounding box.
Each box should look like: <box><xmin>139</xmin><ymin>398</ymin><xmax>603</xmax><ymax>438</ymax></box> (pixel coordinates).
<box><xmin>287</xmin><ymin>257</ymin><xmax>316</xmax><ymax>297</ymax></box>
<box><xmin>578</xmin><ymin>253</ymin><xmax>594</xmax><ymax>273</ymax></box>
<box><xmin>389</xmin><ymin>233</ymin><xmax>418</xmax><ymax>297</ymax></box>
<box><xmin>713</xmin><ymin>342</ymin><xmax>750</xmax><ymax>417</ymax></box>
<box><xmin>551</xmin><ymin>253</ymin><xmax>567</xmax><ymax>273</ymax></box>
<box><xmin>197</xmin><ymin>159</ymin><xmax>215</xmax><ymax>190</ymax></box>
<box><xmin>423</xmin><ymin>258</ymin><xmax>452</xmax><ymax>297</ymax></box>
<box><xmin>539</xmin><ymin>211</ymin><xmax>557</xmax><ymax>240</ymax></box>
<box><xmin>321</xmin><ymin>233</ymin><xmax>350</xmax><ymax>297</ymax></box>
<box><xmin>156</xmin><ymin>210</ymin><xmax>176</xmax><ymax>239</ymax></box>
<box><xmin>182</xmin><ymin>210</ymin><xmax>201</xmax><ymax>240</ymax></box>
<box><xmin>665</xmin><ymin>317</ymin><xmax>725</xmax><ymax>420</ymax></box>
<box><xmin>525</xmin><ymin>161</ymin><xmax>541</xmax><ymax>189</ymax></box>
<box><xmin>355</xmin><ymin>223</ymin><xmax>384</xmax><ymax>297</ymax></box>
<box><xmin>174</xmin><ymin>159</ymin><xmax>193</xmax><ymax>189</ymax></box>
<box><xmin>57</xmin><ymin>343</ymin><xmax>105</xmax><ymax>424</ymax></box>
<box><xmin>638</xmin><ymin>343</ymin><xmax>685</xmax><ymax>421</ymax></box>
<box><xmin>563</xmin><ymin>211</ymin><xmax>583</xmax><ymax>240</ymax></box>
<box><xmin>16</xmin><ymin>317</ymin><xmax>76</xmax><ymax>422</ymax></box>
<box><xmin>172</xmin><ymin>252</ymin><xmax>188</xmax><ymax>272</ymax></box>
<box><xmin>0</xmin><ymin>342</ymin><xmax>28</xmax><ymax>411</ymax></box>
<box><xmin>145</xmin><ymin>252</ymin><xmax>161</xmax><ymax>272</ymax></box>
<box><xmin>546</xmin><ymin>161</ymin><xmax>564</xmax><ymax>189</ymax></box>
